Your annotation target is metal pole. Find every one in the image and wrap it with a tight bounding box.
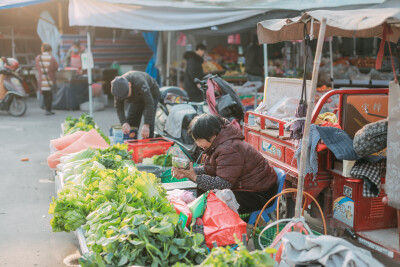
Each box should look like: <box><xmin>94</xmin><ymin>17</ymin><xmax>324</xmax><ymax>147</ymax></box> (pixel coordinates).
<box><xmin>373</xmin><ymin>37</ymin><xmax>378</xmax><ymax>56</ymax></box>
<box><xmin>87</xmin><ymin>30</ymin><xmax>93</xmax><ymax>117</ymax></box>
<box><xmin>329</xmin><ymin>37</ymin><xmax>334</xmax><ymax>89</ymax></box>
<box><xmin>295</xmin><ymin>17</ymin><xmax>327</xmax><ymax>219</ymax></box>
<box><xmin>257</xmin><ymin>43</ymin><xmax>268</xmax><ymax>109</ymax></box>
<box><xmin>166</xmin><ymin>31</ymin><xmax>172</xmax><ymax>86</ymax></box>
<box><xmin>11</xmin><ymin>28</ymin><xmax>15</xmax><ymax>59</ymax></box>
<box><xmin>263</xmin><ymin>43</ymin><xmax>268</xmax><ymax>80</ymax></box>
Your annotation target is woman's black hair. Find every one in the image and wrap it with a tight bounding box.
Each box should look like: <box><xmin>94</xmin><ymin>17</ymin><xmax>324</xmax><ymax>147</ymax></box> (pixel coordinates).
<box><xmin>188</xmin><ymin>114</ymin><xmax>224</xmax><ymax>142</ymax></box>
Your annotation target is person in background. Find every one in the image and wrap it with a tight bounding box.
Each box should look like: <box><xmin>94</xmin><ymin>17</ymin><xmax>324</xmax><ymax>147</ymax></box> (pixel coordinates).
<box><xmin>184</xmin><ymin>43</ymin><xmax>207</xmax><ymax>102</ymax></box>
<box><xmin>35</xmin><ymin>43</ymin><xmax>59</xmax><ymax>115</ymax></box>
<box><xmin>172</xmin><ymin>114</ymin><xmax>278</xmax><ymax>214</ymax></box>
<box><xmin>111</xmin><ymin>71</ymin><xmax>160</xmax><ymax>139</ymax></box>
<box><xmin>64</xmin><ymin>40</ymin><xmax>83</xmax><ymax>70</ymax></box>
<box><xmin>245</xmin><ymin>35</ymin><xmax>264</xmax><ymax>82</ymax></box>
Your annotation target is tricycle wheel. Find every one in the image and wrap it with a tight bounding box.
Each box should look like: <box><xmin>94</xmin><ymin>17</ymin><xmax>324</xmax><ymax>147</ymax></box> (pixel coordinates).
<box><xmin>8</xmin><ymin>96</ymin><xmax>27</xmax><ymax>117</ymax></box>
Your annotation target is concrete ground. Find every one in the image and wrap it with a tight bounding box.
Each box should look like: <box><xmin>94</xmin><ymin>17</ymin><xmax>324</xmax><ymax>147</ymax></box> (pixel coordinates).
<box><xmin>0</xmin><ymin>96</ymin><xmax>117</xmax><ymax>267</ymax></box>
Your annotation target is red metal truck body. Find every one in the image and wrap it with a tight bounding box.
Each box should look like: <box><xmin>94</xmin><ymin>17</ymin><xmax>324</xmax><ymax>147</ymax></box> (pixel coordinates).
<box><xmin>244</xmin><ymin>88</ymin><xmax>399</xmax><ymax>261</ymax></box>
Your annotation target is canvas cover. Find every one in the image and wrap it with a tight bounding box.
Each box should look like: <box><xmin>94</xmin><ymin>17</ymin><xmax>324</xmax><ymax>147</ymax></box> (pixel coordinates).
<box><xmin>257</xmin><ymin>0</ymin><xmax>400</xmax><ymax>44</ymax></box>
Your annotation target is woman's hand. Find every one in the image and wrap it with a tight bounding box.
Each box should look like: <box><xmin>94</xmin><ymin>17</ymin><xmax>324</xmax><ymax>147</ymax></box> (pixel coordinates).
<box><xmin>172</xmin><ymin>162</ymin><xmax>197</xmax><ymax>182</ymax></box>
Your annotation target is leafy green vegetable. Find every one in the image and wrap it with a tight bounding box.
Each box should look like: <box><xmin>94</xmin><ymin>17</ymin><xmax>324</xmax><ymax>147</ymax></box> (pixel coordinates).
<box><xmin>50</xmin><ymin>143</ymin><xmax>206</xmax><ymax>267</ymax></box>
<box><xmin>152</xmin><ymin>154</ymin><xmax>172</xmax><ymax>167</ymax></box>
<box><xmin>198</xmin><ymin>239</ymin><xmax>276</xmax><ymax>267</ymax></box>
<box><xmin>63</xmin><ymin>114</ymin><xmax>110</xmax><ymax>144</ymax></box>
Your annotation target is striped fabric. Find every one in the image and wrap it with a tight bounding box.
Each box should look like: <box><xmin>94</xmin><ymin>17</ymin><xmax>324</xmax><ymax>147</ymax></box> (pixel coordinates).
<box><xmin>39</xmin><ymin>52</ymin><xmax>53</xmax><ymax>91</ymax></box>
<box><xmin>60</xmin><ymin>35</ymin><xmax>152</xmax><ymax>68</ymax></box>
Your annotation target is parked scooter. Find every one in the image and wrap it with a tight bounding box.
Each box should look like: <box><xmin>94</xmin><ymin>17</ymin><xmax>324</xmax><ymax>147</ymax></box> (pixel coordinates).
<box><xmin>155</xmin><ymin>86</ymin><xmax>205</xmax><ymax>161</ymax></box>
<box><xmin>0</xmin><ymin>58</ymin><xmax>27</xmax><ymax>116</ymax></box>
<box><xmin>155</xmin><ymin>74</ymin><xmax>244</xmax><ymax>161</ymax></box>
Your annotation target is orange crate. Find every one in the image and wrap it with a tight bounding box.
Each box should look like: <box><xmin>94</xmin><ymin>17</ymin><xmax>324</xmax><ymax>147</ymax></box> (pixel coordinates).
<box><xmin>125</xmin><ymin>138</ymin><xmax>174</xmax><ymax>163</ymax></box>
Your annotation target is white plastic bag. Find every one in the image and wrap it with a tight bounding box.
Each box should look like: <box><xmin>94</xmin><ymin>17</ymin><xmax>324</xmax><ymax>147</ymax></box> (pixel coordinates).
<box><xmin>255</xmin><ymin>97</ymin><xmax>299</xmax><ymax>128</ymax></box>
<box><xmin>167</xmin><ymin>189</ymin><xmax>196</xmax><ymax>204</ymax></box>
<box><xmin>214</xmin><ymin>189</ymin><xmax>240</xmax><ymax>214</ymax></box>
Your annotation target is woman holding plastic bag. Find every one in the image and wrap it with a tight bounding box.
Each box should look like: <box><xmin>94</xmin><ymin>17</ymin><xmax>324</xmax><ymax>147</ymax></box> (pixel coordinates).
<box><xmin>172</xmin><ymin>114</ymin><xmax>277</xmax><ymax>214</ymax></box>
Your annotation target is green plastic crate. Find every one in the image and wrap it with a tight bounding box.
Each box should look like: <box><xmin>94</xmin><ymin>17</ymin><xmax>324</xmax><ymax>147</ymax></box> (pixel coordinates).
<box><xmin>254</xmin><ymin>224</ymin><xmax>321</xmax><ymax>250</ymax></box>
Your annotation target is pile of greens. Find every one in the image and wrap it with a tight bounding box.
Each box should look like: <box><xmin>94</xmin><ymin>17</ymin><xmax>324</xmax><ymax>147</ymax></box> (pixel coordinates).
<box><xmin>63</xmin><ymin>114</ymin><xmax>110</xmax><ymax>144</ymax></box>
<box><xmin>81</xmin><ymin>200</ymin><xmax>205</xmax><ymax>266</ymax></box>
<box><xmin>142</xmin><ymin>154</ymin><xmax>172</xmax><ymax>167</ymax></box>
<box><xmin>199</xmin><ymin>241</ymin><xmax>276</xmax><ymax>267</ymax></box>
<box><xmin>60</xmin><ymin>144</ymin><xmax>134</xmax><ymax>184</ymax></box>
<box><xmin>50</xmin><ymin>145</ymin><xmax>206</xmax><ymax>267</ymax></box>
<box><xmin>152</xmin><ymin>154</ymin><xmax>172</xmax><ymax>167</ymax></box>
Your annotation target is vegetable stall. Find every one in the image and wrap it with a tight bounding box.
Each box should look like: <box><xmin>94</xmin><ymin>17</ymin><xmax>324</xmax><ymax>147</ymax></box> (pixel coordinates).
<box><xmin>47</xmin><ymin>114</ymin><xmax>276</xmax><ymax>267</ymax></box>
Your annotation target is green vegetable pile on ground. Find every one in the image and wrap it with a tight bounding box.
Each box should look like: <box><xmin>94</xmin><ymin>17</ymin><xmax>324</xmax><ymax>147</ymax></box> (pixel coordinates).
<box><xmin>198</xmin><ymin>240</ymin><xmax>276</xmax><ymax>267</ymax></box>
<box><xmin>63</xmin><ymin>114</ymin><xmax>110</xmax><ymax>144</ymax></box>
<box><xmin>50</xmin><ymin>144</ymin><xmax>206</xmax><ymax>267</ymax></box>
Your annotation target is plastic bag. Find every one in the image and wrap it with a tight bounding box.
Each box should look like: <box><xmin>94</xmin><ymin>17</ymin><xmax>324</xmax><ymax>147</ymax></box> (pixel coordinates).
<box><xmin>255</xmin><ymin>97</ymin><xmax>299</xmax><ymax>128</ymax></box>
<box><xmin>169</xmin><ymin>196</ymin><xmax>192</xmax><ymax>227</ymax></box>
<box><xmin>215</xmin><ymin>189</ymin><xmax>240</xmax><ymax>214</ymax></box>
<box><xmin>167</xmin><ymin>189</ymin><xmax>196</xmax><ymax>204</ymax></box>
<box><xmin>47</xmin><ymin>129</ymin><xmax>109</xmax><ymax>168</ymax></box>
<box><xmin>202</xmin><ymin>192</ymin><xmax>247</xmax><ymax>248</ymax></box>
<box><xmin>50</xmin><ymin>130</ymin><xmax>86</xmax><ymax>151</ymax></box>
<box><xmin>188</xmin><ymin>192</ymin><xmax>208</xmax><ymax>223</ymax></box>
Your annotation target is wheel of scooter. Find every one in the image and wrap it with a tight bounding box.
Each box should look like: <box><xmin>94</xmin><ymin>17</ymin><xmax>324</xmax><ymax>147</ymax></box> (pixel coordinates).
<box><xmin>8</xmin><ymin>96</ymin><xmax>27</xmax><ymax>117</ymax></box>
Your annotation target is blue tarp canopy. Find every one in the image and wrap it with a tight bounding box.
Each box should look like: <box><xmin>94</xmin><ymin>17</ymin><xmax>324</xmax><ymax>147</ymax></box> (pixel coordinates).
<box><xmin>0</xmin><ymin>0</ymin><xmax>48</xmax><ymax>9</ymax></box>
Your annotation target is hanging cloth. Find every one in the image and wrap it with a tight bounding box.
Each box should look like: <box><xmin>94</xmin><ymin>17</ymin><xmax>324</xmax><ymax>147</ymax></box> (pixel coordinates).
<box><xmin>143</xmin><ymin>31</ymin><xmax>161</xmax><ymax>85</ymax></box>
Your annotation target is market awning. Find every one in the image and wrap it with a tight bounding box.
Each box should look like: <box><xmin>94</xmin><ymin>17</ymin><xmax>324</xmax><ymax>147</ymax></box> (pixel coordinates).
<box><xmin>0</xmin><ymin>0</ymin><xmax>48</xmax><ymax>9</ymax></box>
<box><xmin>257</xmin><ymin>0</ymin><xmax>400</xmax><ymax>44</ymax></box>
<box><xmin>69</xmin><ymin>0</ymin><xmax>384</xmax><ymax>31</ymax></box>
<box><xmin>69</xmin><ymin>0</ymin><xmax>265</xmax><ymax>31</ymax></box>
<box><xmin>185</xmin><ymin>11</ymin><xmax>301</xmax><ymax>36</ymax></box>
<box><xmin>97</xmin><ymin>0</ymin><xmax>384</xmax><ymax>10</ymax></box>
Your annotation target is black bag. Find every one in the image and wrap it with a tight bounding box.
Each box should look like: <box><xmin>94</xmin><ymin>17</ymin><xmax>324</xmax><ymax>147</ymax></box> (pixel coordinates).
<box><xmin>216</xmin><ymin>94</ymin><xmax>238</xmax><ymax>118</ymax></box>
<box><xmin>210</xmin><ymin>75</ymin><xmax>245</xmax><ymax>121</ymax></box>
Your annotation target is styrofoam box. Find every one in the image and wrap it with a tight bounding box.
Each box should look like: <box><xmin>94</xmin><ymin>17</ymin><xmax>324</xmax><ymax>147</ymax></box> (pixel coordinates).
<box><xmin>333</xmin><ymin>79</ymin><xmax>351</xmax><ymax>85</ymax></box>
<box><xmin>263</xmin><ymin>77</ymin><xmax>312</xmax><ymax>109</ymax></box>
<box><xmin>352</xmin><ymin>79</ymin><xmax>370</xmax><ymax>85</ymax></box>
<box><xmin>371</xmin><ymin>80</ymin><xmax>390</xmax><ymax>86</ymax></box>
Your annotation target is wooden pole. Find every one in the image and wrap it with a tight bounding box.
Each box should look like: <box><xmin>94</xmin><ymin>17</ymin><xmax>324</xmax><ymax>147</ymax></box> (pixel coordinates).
<box><xmin>329</xmin><ymin>37</ymin><xmax>334</xmax><ymax>89</ymax></box>
<box><xmin>58</xmin><ymin>1</ymin><xmax>63</xmax><ymax>34</ymax></box>
<box><xmin>294</xmin><ymin>17</ymin><xmax>327</xmax><ymax>219</ymax></box>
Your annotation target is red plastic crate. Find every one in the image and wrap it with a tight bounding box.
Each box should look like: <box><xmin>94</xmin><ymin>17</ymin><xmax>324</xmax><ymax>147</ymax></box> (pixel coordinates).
<box><xmin>125</xmin><ymin>137</ymin><xmax>174</xmax><ymax>163</ymax></box>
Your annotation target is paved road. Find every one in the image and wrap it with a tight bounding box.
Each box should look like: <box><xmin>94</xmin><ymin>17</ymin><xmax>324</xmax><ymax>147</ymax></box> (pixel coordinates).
<box><xmin>0</xmin><ymin>97</ymin><xmax>117</xmax><ymax>267</ymax></box>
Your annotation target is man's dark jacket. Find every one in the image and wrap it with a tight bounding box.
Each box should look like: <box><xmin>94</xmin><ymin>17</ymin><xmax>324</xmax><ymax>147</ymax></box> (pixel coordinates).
<box><xmin>183</xmin><ymin>51</ymin><xmax>204</xmax><ymax>102</ymax></box>
<box><xmin>245</xmin><ymin>43</ymin><xmax>263</xmax><ymax>77</ymax></box>
<box><xmin>114</xmin><ymin>71</ymin><xmax>160</xmax><ymax>125</ymax></box>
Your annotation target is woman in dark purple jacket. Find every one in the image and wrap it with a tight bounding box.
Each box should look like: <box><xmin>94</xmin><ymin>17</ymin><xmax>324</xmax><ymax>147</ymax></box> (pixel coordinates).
<box><xmin>172</xmin><ymin>114</ymin><xmax>277</xmax><ymax>213</ymax></box>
